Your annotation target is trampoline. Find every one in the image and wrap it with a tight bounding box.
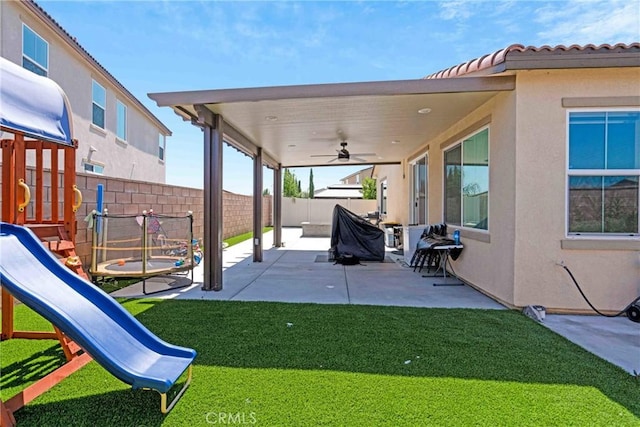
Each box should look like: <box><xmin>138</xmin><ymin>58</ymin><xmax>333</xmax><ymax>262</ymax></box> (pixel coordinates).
<box><xmin>94</xmin><ymin>256</ymin><xmax>194</xmax><ymax>276</ymax></box>
<box><xmin>90</xmin><ymin>211</ymin><xmax>199</xmax><ymax>294</ymax></box>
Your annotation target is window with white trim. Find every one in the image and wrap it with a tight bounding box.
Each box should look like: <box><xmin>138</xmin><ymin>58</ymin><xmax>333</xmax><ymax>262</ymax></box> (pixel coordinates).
<box><xmin>116</xmin><ymin>100</ymin><xmax>127</xmax><ymax>141</ymax></box>
<box><xmin>158</xmin><ymin>134</ymin><xmax>166</xmax><ymax>160</ymax></box>
<box><xmin>83</xmin><ymin>162</ymin><xmax>104</xmax><ymax>174</ymax></box>
<box><xmin>22</xmin><ymin>24</ymin><xmax>48</xmax><ymax>76</ymax></box>
<box><xmin>444</xmin><ymin>127</ymin><xmax>489</xmax><ymax>230</ymax></box>
<box><xmin>92</xmin><ymin>80</ymin><xmax>106</xmax><ymax>128</ymax></box>
<box><xmin>567</xmin><ymin>111</ymin><xmax>639</xmax><ymax>235</ymax></box>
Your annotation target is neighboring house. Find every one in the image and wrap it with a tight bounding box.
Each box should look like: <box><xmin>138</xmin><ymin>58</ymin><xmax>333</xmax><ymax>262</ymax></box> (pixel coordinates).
<box><xmin>340</xmin><ymin>166</ymin><xmax>373</xmax><ymax>184</ymax></box>
<box><xmin>314</xmin><ymin>184</ymin><xmax>364</xmax><ymax>199</ymax></box>
<box><xmin>374</xmin><ymin>43</ymin><xmax>639</xmax><ymax>313</ymax></box>
<box><xmin>0</xmin><ymin>0</ymin><xmax>171</xmax><ymax>182</ymax></box>
<box><xmin>314</xmin><ymin>167</ymin><xmax>375</xmax><ymax>199</ymax></box>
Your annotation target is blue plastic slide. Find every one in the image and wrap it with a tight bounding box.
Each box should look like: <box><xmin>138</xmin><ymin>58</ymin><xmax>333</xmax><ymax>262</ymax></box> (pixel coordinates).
<box><xmin>0</xmin><ymin>222</ymin><xmax>196</xmax><ymax>410</ymax></box>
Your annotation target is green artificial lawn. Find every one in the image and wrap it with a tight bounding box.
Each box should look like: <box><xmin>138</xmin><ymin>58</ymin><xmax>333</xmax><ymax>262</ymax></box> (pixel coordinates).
<box><xmin>1</xmin><ymin>301</ymin><xmax>638</xmax><ymax>426</ymax></box>
<box><xmin>224</xmin><ymin>227</ymin><xmax>273</xmax><ymax>248</ymax></box>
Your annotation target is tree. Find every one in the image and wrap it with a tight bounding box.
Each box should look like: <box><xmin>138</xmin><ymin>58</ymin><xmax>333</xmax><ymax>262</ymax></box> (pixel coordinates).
<box><xmin>262</xmin><ymin>188</ymin><xmax>271</xmax><ymax>196</ymax></box>
<box><xmin>362</xmin><ymin>177</ymin><xmax>377</xmax><ymax>200</ymax></box>
<box><xmin>283</xmin><ymin>169</ymin><xmax>301</xmax><ymax>197</ymax></box>
<box><xmin>308</xmin><ymin>169</ymin><xmax>315</xmax><ymax>198</ymax></box>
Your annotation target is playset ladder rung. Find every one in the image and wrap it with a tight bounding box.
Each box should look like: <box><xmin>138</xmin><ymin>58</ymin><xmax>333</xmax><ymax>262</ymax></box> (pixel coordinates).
<box><xmin>43</xmin><ymin>240</ymin><xmax>76</xmax><ymax>252</ymax></box>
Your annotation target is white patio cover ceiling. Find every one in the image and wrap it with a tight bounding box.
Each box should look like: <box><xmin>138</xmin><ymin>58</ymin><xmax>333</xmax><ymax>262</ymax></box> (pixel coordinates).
<box><xmin>0</xmin><ymin>57</ymin><xmax>74</xmax><ymax>145</ymax></box>
<box><xmin>149</xmin><ymin>75</ymin><xmax>515</xmax><ymax>168</ymax></box>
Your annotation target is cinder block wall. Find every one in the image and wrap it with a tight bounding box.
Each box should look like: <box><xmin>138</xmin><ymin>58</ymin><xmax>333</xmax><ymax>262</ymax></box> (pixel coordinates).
<box><xmin>223</xmin><ymin>190</ymin><xmax>273</xmax><ymax>238</ymax></box>
<box><xmin>0</xmin><ymin>165</ymin><xmax>273</xmax><ymax>266</ymax></box>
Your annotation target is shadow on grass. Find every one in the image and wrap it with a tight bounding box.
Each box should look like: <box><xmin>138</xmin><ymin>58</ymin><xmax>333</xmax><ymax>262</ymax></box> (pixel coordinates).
<box><xmin>15</xmin><ymin>388</ymin><xmax>165</xmax><ymax>427</ymax></box>
<box><xmin>131</xmin><ymin>299</ymin><xmax>639</xmax><ymax>418</ymax></box>
<box><xmin>0</xmin><ymin>343</ymin><xmax>65</xmax><ymax>394</ymax></box>
<box><xmin>6</xmin><ymin>299</ymin><xmax>639</xmax><ymax>424</ymax></box>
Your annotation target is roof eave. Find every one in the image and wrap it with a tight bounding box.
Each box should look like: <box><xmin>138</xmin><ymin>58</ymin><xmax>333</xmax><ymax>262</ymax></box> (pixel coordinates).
<box><xmin>504</xmin><ymin>51</ymin><xmax>640</xmax><ymax>71</ymax></box>
<box><xmin>427</xmin><ymin>43</ymin><xmax>640</xmax><ymax>79</ymax></box>
<box><xmin>148</xmin><ymin>75</ymin><xmax>516</xmax><ymax>108</ymax></box>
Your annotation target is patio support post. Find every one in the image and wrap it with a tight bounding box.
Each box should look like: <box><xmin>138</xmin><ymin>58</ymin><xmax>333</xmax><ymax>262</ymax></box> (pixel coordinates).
<box><xmin>273</xmin><ymin>164</ymin><xmax>282</xmax><ymax>247</ymax></box>
<box><xmin>197</xmin><ymin>105</ymin><xmax>224</xmax><ymax>291</ymax></box>
<box><xmin>253</xmin><ymin>147</ymin><xmax>263</xmax><ymax>262</ymax></box>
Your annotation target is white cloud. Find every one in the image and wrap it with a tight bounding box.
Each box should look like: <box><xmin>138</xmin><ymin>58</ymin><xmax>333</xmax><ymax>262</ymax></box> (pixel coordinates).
<box><xmin>437</xmin><ymin>0</ymin><xmax>517</xmax><ymax>21</ymax></box>
<box><xmin>490</xmin><ymin>0</ymin><xmax>519</xmax><ymax>16</ymax></box>
<box><xmin>233</xmin><ymin>22</ymin><xmax>278</xmax><ymax>40</ymax></box>
<box><xmin>439</xmin><ymin>0</ymin><xmax>474</xmax><ymax>20</ymax></box>
<box><xmin>534</xmin><ymin>0</ymin><xmax>640</xmax><ymax>45</ymax></box>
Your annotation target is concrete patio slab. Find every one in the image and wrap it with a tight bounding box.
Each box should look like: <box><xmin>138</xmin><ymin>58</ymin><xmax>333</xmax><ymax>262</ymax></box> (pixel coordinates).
<box><xmin>233</xmin><ymin>273</ymin><xmax>350</xmax><ymax>304</ymax></box>
<box><xmin>110</xmin><ymin>227</ymin><xmax>639</xmax><ymax>376</ymax></box>
<box><xmin>543</xmin><ymin>314</ymin><xmax>639</xmax><ymax>375</ymax></box>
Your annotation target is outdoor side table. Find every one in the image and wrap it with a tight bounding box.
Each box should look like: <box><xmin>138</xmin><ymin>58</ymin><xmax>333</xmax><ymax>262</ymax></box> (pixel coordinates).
<box><xmin>422</xmin><ymin>243</ymin><xmax>464</xmax><ymax>286</ymax></box>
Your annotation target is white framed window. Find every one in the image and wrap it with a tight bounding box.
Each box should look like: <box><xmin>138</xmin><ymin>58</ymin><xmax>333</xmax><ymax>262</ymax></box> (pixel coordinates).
<box><xmin>92</xmin><ymin>80</ymin><xmax>106</xmax><ymax>128</ymax></box>
<box><xmin>444</xmin><ymin>127</ymin><xmax>489</xmax><ymax>230</ymax></box>
<box><xmin>158</xmin><ymin>134</ymin><xmax>166</xmax><ymax>161</ymax></box>
<box><xmin>116</xmin><ymin>100</ymin><xmax>127</xmax><ymax>141</ymax></box>
<box><xmin>410</xmin><ymin>154</ymin><xmax>428</xmax><ymax>224</ymax></box>
<box><xmin>83</xmin><ymin>162</ymin><xmax>104</xmax><ymax>174</ymax></box>
<box><xmin>567</xmin><ymin>110</ymin><xmax>639</xmax><ymax>236</ymax></box>
<box><xmin>22</xmin><ymin>24</ymin><xmax>48</xmax><ymax>76</ymax></box>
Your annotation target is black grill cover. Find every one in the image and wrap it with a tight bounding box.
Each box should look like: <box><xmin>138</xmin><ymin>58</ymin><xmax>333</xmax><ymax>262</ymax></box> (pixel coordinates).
<box><xmin>330</xmin><ymin>204</ymin><xmax>385</xmax><ymax>261</ymax></box>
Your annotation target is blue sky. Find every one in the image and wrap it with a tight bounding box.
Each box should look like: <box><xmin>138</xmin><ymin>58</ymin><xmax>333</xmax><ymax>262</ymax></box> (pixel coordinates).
<box><xmin>40</xmin><ymin>0</ymin><xmax>639</xmax><ymax>195</ymax></box>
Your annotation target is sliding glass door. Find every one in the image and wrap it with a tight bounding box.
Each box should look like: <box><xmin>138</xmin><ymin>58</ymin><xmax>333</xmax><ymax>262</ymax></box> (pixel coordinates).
<box><xmin>411</xmin><ymin>155</ymin><xmax>428</xmax><ymax>224</ymax></box>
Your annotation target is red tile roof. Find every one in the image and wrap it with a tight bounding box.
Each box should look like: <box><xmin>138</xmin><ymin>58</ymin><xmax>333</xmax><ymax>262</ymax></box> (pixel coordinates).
<box><xmin>426</xmin><ymin>43</ymin><xmax>640</xmax><ymax>79</ymax></box>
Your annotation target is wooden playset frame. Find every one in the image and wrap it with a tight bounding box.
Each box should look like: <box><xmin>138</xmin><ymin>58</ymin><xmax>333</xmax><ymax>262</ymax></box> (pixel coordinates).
<box><xmin>1</xmin><ymin>127</ymin><xmax>88</xmax><ymax>427</ymax></box>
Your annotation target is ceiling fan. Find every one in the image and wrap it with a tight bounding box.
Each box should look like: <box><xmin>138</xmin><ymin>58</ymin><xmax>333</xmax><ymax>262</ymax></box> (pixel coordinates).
<box><xmin>310</xmin><ymin>141</ymin><xmax>376</xmax><ymax>163</ymax></box>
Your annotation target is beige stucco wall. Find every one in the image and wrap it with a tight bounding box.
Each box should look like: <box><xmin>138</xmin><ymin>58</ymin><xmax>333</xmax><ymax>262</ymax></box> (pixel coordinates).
<box><xmin>1</xmin><ymin>1</ymin><xmax>167</xmax><ymax>183</ymax></box>
<box><xmin>424</xmin><ymin>91</ymin><xmax>518</xmax><ymax>307</ymax></box>
<box><xmin>384</xmin><ymin>67</ymin><xmax>638</xmax><ymax>312</ymax></box>
<box><xmin>512</xmin><ymin>68</ymin><xmax>640</xmax><ymax>312</ymax></box>
<box><xmin>376</xmin><ymin>92</ymin><xmax>519</xmax><ymax>306</ymax></box>
<box><xmin>372</xmin><ymin>164</ymin><xmax>404</xmax><ymax>224</ymax></box>
<box><xmin>341</xmin><ymin>166</ymin><xmax>374</xmax><ymax>184</ymax></box>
